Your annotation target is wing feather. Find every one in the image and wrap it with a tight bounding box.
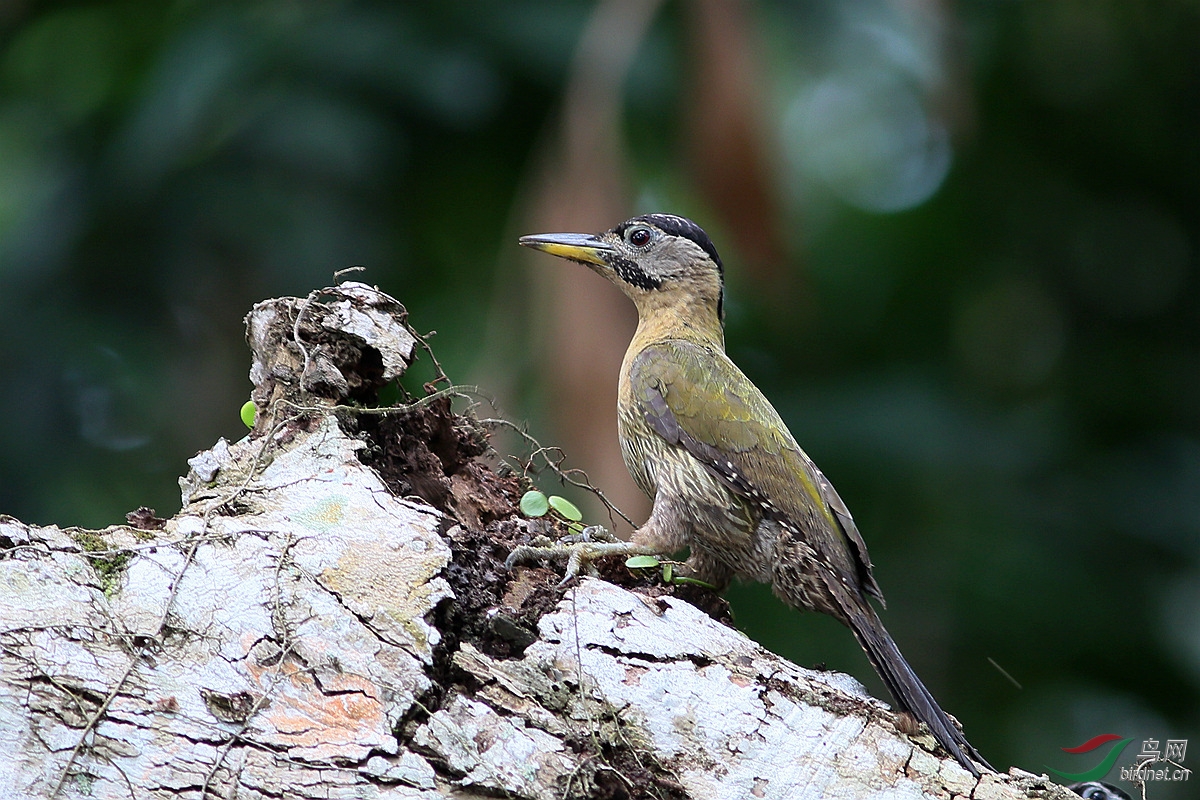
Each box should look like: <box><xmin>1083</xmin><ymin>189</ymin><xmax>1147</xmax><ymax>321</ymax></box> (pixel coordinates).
<box><xmin>629</xmin><ymin>341</ymin><xmax>883</xmax><ymax>602</ymax></box>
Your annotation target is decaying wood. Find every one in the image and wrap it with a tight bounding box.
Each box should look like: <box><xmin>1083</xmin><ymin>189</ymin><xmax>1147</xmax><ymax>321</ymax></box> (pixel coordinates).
<box><xmin>0</xmin><ymin>283</ymin><xmax>1076</xmax><ymax>800</ymax></box>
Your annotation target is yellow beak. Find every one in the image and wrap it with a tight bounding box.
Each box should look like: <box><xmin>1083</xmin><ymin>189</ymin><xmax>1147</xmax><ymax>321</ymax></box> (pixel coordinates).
<box><xmin>518</xmin><ymin>233</ymin><xmax>613</xmax><ymax>267</ymax></box>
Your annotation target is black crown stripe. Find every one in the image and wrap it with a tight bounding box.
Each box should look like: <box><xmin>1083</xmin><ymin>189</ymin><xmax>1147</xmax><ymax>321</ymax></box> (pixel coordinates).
<box><xmin>617</xmin><ymin>214</ymin><xmax>724</xmax><ymax>277</ymax></box>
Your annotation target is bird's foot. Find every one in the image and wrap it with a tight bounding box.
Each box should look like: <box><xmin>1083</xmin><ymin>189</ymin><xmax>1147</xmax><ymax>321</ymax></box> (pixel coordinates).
<box><xmin>505</xmin><ymin>526</ymin><xmax>658</xmax><ymax>587</ymax></box>
<box><xmin>559</xmin><ymin>524</ymin><xmax>620</xmax><ymax>544</ymax></box>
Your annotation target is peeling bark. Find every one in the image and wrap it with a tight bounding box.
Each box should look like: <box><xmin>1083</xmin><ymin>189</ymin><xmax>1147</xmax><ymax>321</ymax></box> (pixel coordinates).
<box><xmin>0</xmin><ymin>283</ymin><xmax>1078</xmax><ymax>800</ymax></box>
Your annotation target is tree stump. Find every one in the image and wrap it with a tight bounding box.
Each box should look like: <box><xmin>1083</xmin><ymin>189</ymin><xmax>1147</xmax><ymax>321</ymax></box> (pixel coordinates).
<box><xmin>0</xmin><ymin>283</ymin><xmax>1075</xmax><ymax>800</ymax></box>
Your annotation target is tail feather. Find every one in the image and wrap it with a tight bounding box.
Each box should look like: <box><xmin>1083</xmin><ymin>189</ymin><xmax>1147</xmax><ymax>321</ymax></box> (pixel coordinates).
<box><xmin>846</xmin><ymin>604</ymin><xmax>991</xmax><ymax>777</ymax></box>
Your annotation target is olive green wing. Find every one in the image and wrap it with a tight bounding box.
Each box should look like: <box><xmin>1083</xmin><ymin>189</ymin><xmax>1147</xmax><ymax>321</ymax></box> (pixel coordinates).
<box><xmin>629</xmin><ymin>340</ymin><xmax>883</xmax><ymax>602</ymax></box>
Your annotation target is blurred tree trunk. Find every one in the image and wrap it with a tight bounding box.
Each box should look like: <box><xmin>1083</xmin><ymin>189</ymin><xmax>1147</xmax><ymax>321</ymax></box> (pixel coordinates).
<box><xmin>685</xmin><ymin>0</ymin><xmax>788</xmax><ymax>291</ymax></box>
<box><xmin>523</xmin><ymin>0</ymin><xmax>664</xmax><ymax>534</ymax></box>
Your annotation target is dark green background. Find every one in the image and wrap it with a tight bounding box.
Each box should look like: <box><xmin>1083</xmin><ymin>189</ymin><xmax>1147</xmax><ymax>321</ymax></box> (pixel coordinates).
<box><xmin>0</xmin><ymin>1</ymin><xmax>1195</xmax><ymax>793</ymax></box>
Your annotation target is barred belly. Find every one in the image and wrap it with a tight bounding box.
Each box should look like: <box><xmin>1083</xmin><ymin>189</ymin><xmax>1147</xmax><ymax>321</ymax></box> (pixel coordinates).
<box><xmin>618</xmin><ymin>406</ymin><xmax>775</xmax><ymax>584</ymax></box>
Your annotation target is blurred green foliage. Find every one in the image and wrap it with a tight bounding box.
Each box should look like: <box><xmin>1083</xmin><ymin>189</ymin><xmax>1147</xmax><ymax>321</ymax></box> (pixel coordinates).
<box><xmin>0</xmin><ymin>0</ymin><xmax>1195</xmax><ymax>791</ymax></box>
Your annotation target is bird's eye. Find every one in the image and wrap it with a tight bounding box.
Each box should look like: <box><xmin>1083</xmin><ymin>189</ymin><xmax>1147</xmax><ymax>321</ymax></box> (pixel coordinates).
<box><xmin>629</xmin><ymin>228</ymin><xmax>652</xmax><ymax>247</ymax></box>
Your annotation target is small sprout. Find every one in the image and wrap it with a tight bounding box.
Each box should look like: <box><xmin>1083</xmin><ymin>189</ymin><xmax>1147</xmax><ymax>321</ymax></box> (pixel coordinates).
<box><xmin>523</xmin><ymin>491</ymin><xmax>584</xmax><ymax>526</ymax></box>
<box><xmin>623</xmin><ymin>555</ymin><xmax>718</xmax><ymax>589</ymax></box>
<box><xmin>520</xmin><ymin>490</ymin><xmax>550</xmax><ymax>517</ymax></box>
<box><xmin>625</xmin><ymin>555</ymin><xmax>661</xmax><ymax>570</ymax></box>
<box><xmin>240</xmin><ymin>400</ymin><xmax>257</xmax><ymax>429</ymax></box>
<box><xmin>547</xmin><ymin>495</ymin><xmax>582</xmax><ymax>522</ymax></box>
<box><xmin>669</xmin><ymin>575</ymin><xmax>718</xmax><ymax>589</ymax></box>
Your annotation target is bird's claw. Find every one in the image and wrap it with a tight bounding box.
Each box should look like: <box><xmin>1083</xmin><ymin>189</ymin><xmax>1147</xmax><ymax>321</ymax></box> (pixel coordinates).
<box><xmin>505</xmin><ymin>529</ymin><xmax>654</xmax><ymax>588</ymax></box>
<box><xmin>559</xmin><ymin>524</ymin><xmax>618</xmax><ymax>545</ymax></box>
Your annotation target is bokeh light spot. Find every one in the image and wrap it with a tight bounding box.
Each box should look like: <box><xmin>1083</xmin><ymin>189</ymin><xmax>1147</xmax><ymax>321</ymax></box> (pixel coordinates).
<box><xmin>783</xmin><ymin>69</ymin><xmax>952</xmax><ymax>213</ymax></box>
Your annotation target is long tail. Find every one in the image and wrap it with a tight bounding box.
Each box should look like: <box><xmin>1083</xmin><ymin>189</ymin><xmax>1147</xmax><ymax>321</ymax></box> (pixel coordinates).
<box><xmin>844</xmin><ymin>602</ymin><xmax>991</xmax><ymax>777</ymax></box>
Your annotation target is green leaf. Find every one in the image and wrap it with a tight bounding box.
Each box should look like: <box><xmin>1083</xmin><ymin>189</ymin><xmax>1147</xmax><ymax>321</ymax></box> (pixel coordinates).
<box><xmin>661</xmin><ymin>562</ymin><xmax>674</xmax><ymax>582</ymax></box>
<box><xmin>547</xmin><ymin>495</ymin><xmax>582</xmax><ymax>521</ymax></box>
<box><xmin>520</xmin><ymin>490</ymin><xmax>549</xmax><ymax>517</ymax></box>
<box><xmin>625</xmin><ymin>555</ymin><xmax>660</xmax><ymax>569</ymax></box>
<box><xmin>240</xmin><ymin>400</ymin><xmax>257</xmax><ymax>429</ymax></box>
<box><xmin>670</xmin><ymin>575</ymin><xmax>718</xmax><ymax>589</ymax></box>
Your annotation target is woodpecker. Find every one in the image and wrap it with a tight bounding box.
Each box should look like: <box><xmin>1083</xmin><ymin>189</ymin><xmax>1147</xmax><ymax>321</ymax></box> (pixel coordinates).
<box><xmin>511</xmin><ymin>213</ymin><xmax>990</xmax><ymax>777</ymax></box>
<box><xmin>1068</xmin><ymin>783</ymin><xmax>1132</xmax><ymax>800</ymax></box>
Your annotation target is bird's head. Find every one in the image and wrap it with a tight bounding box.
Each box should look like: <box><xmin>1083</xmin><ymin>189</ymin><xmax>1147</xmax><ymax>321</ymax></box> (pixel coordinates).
<box><xmin>520</xmin><ymin>213</ymin><xmax>726</xmax><ymax>329</ymax></box>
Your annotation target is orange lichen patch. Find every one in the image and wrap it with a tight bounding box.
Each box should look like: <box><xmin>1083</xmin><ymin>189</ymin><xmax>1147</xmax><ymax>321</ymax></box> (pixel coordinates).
<box><xmin>246</xmin><ymin>659</ymin><xmax>392</xmax><ymax>760</ymax></box>
<box><xmin>623</xmin><ymin>665</ymin><xmax>649</xmax><ymax>686</ymax></box>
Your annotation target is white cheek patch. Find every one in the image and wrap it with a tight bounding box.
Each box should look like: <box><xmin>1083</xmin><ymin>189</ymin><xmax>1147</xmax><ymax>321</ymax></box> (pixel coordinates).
<box><xmin>645</xmin><ymin>238</ymin><xmax>710</xmax><ymax>280</ymax></box>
